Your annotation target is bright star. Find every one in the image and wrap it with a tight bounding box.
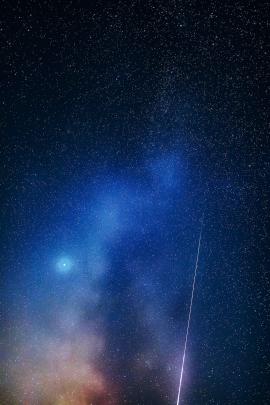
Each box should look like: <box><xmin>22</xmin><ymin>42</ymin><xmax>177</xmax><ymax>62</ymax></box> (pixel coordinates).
<box><xmin>56</xmin><ymin>256</ymin><xmax>73</xmax><ymax>274</ymax></box>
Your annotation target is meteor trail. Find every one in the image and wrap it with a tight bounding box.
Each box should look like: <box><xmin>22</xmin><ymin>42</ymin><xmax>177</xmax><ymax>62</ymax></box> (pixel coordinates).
<box><xmin>176</xmin><ymin>214</ymin><xmax>204</xmax><ymax>405</ymax></box>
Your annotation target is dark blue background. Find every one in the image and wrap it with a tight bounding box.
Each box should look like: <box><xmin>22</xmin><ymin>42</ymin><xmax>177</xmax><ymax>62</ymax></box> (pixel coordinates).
<box><xmin>1</xmin><ymin>1</ymin><xmax>269</xmax><ymax>404</ymax></box>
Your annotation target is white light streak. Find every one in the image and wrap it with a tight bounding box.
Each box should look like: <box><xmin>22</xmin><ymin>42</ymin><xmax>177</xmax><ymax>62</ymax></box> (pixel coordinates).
<box><xmin>176</xmin><ymin>214</ymin><xmax>204</xmax><ymax>405</ymax></box>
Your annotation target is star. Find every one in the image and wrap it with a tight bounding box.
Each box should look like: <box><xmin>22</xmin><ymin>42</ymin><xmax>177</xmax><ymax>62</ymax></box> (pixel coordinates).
<box><xmin>56</xmin><ymin>257</ymin><xmax>73</xmax><ymax>274</ymax></box>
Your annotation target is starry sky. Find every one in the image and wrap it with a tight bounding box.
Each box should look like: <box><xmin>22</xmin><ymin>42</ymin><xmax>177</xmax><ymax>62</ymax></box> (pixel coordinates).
<box><xmin>1</xmin><ymin>1</ymin><xmax>269</xmax><ymax>404</ymax></box>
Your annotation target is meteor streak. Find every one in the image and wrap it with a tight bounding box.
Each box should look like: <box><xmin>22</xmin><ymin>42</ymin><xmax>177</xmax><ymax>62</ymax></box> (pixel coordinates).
<box><xmin>176</xmin><ymin>214</ymin><xmax>204</xmax><ymax>405</ymax></box>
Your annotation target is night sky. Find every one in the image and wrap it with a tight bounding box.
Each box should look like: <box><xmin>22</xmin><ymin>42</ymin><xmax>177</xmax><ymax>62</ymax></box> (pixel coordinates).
<box><xmin>1</xmin><ymin>1</ymin><xmax>269</xmax><ymax>404</ymax></box>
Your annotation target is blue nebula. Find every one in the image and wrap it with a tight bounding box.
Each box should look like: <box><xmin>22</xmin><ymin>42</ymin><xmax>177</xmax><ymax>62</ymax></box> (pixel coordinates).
<box><xmin>147</xmin><ymin>153</ymin><xmax>185</xmax><ymax>192</ymax></box>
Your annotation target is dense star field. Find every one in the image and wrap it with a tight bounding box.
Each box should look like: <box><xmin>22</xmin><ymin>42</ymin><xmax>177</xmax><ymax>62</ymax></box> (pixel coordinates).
<box><xmin>1</xmin><ymin>1</ymin><xmax>269</xmax><ymax>404</ymax></box>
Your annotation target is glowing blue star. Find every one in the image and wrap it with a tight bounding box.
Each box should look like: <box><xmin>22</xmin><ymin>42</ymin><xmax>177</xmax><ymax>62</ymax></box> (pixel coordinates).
<box><xmin>56</xmin><ymin>256</ymin><xmax>73</xmax><ymax>274</ymax></box>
